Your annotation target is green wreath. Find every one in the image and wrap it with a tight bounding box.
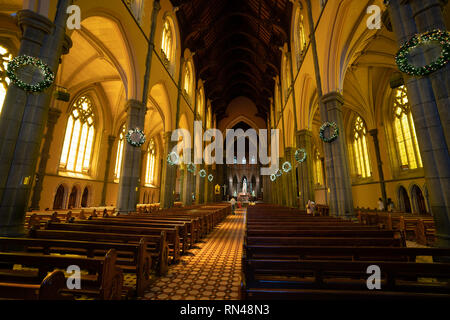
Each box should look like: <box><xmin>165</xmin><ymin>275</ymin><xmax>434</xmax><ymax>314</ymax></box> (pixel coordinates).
<box><xmin>208</xmin><ymin>174</ymin><xmax>214</xmax><ymax>182</ymax></box>
<box><xmin>395</xmin><ymin>29</ymin><xmax>450</xmax><ymax>77</ymax></box>
<box><xmin>7</xmin><ymin>55</ymin><xmax>55</xmax><ymax>93</ymax></box>
<box><xmin>167</xmin><ymin>151</ymin><xmax>179</xmax><ymax>166</ymax></box>
<box><xmin>294</xmin><ymin>148</ymin><xmax>307</xmax><ymax>163</ymax></box>
<box><xmin>270</xmin><ymin>174</ymin><xmax>277</xmax><ymax>182</ymax></box>
<box><xmin>275</xmin><ymin>169</ymin><xmax>283</xmax><ymax>177</ymax></box>
<box><xmin>126</xmin><ymin>128</ymin><xmax>146</xmax><ymax>147</ymax></box>
<box><xmin>187</xmin><ymin>163</ymin><xmax>196</xmax><ymax>173</ymax></box>
<box><xmin>319</xmin><ymin>122</ymin><xmax>339</xmax><ymax>143</ymax></box>
<box><xmin>199</xmin><ymin>169</ymin><xmax>207</xmax><ymax>178</ymax></box>
<box><xmin>282</xmin><ymin>161</ymin><xmax>292</xmax><ymax>173</ymax></box>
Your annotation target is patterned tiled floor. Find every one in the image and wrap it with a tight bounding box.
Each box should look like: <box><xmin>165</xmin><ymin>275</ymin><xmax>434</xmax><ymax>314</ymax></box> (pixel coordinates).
<box><xmin>137</xmin><ymin>207</ymin><xmax>246</xmax><ymax>300</ymax></box>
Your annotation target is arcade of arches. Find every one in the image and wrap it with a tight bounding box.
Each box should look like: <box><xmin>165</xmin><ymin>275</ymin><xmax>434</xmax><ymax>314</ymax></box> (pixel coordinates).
<box><xmin>0</xmin><ymin>0</ymin><xmax>449</xmax><ymax>250</ymax></box>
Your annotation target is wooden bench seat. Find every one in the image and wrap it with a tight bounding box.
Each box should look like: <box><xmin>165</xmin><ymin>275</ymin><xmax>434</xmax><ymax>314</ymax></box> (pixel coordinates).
<box><xmin>0</xmin><ymin>249</ymin><xmax>123</xmax><ymax>300</ymax></box>
<box><xmin>245</xmin><ymin>236</ymin><xmax>404</xmax><ymax>247</ymax></box>
<box><xmin>242</xmin><ymin>259</ymin><xmax>450</xmax><ymax>299</ymax></box>
<box><xmin>0</xmin><ymin>237</ymin><xmax>152</xmax><ymax>296</ymax></box>
<box><xmin>29</xmin><ymin>229</ymin><xmax>169</xmax><ymax>276</ymax></box>
<box><xmin>44</xmin><ymin>222</ymin><xmax>181</xmax><ymax>263</ymax></box>
<box><xmin>0</xmin><ymin>270</ymin><xmax>72</xmax><ymax>300</ymax></box>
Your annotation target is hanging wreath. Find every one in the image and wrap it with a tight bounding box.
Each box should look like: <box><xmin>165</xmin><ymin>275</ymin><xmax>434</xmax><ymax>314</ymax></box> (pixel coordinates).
<box><xmin>6</xmin><ymin>55</ymin><xmax>55</xmax><ymax>93</ymax></box>
<box><xmin>294</xmin><ymin>148</ymin><xmax>307</xmax><ymax>163</ymax></box>
<box><xmin>319</xmin><ymin>121</ymin><xmax>339</xmax><ymax>143</ymax></box>
<box><xmin>275</xmin><ymin>169</ymin><xmax>283</xmax><ymax>177</ymax></box>
<box><xmin>187</xmin><ymin>163</ymin><xmax>196</xmax><ymax>173</ymax></box>
<box><xmin>167</xmin><ymin>151</ymin><xmax>179</xmax><ymax>166</ymax></box>
<box><xmin>270</xmin><ymin>174</ymin><xmax>277</xmax><ymax>182</ymax></box>
<box><xmin>208</xmin><ymin>174</ymin><xmax>214</xmax><ymax>182</ymax></box>
<box><xmin>282</xmin><ymin>161</ymin><xmax>292</xmax><ymax>173</ymax></box>
<box><xmin>395</xmin><ymin>29</ymin><xmax>450</xmax><ymax>77</ymax></box>
<box><xmin>199</xmin><ymin>169</ymin><xmax>207</xmax><ymax>178</ymax></box>
<box><xmin>126</xmin><ymin>128</ymin><xmax>146</xmax><ymax>147</ymax></box>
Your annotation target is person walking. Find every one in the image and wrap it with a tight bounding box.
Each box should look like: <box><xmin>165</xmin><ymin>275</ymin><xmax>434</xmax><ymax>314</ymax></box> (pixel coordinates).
<box><xmin>230</xmin><ymin>197</ymin><xmax>236</xmax><ymax>214</ymax></box>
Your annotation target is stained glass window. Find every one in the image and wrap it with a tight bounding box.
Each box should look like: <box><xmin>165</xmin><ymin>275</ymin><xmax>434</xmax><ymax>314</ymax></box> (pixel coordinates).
<box><xmin>114</xmin><ymin>124</ymin><xmax>126</xmax><ymax>179</ymax></box>
<box><xmin>145</xmin><ymin>138</ymin><xmax>156</xmax><ymax>185</ymax></box>
<box><xmin>0</xmin><ymin>45</ymin><xmax>13</xmax><ymax>114</ymax></box>
<box><xmin>294</xmin><ymin>9</ymin><xmax>306</xmax><ymax>67</ymax></box>
<box><xmin>183</xmin><ymin>63</ymin><xmax>192</xmax><ymax>98</ymax></box>
<box><xmin>60</xmin><ymin>96</ymin><xmax>95</xmax><ymax>173</ymax></box>
<box><xmin>352</xmin><ymin>116</ymin><xmax>371</xmax><ymax>178</ymax></box>
<box><xmin>161</xmin><ymin>19</ymin><xmax>173</xmax><ymax>62</ymax></box>
<box><xmin>393</xmin><ymin>85</ymin><xmax>422</xmax><ymax>170</ymax></box>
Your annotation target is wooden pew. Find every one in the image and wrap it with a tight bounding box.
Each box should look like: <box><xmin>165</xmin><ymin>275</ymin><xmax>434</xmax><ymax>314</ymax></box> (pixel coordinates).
<box><xmin>44</xmin><ymin>221</ymin><xmax>181</xmax><ymax>263</ymax></box>
<box><xmin>0</xmin><ymin>270</ymin><xmax>72</xmax><ymax>300</ymax></box>
<box><xmin>242</xmin><ymin>258</ymin><xmax>450</xmax><ymax>300</ymax></box>
<box><xmin>245</xmin><ymin>236</ymin><xmax>404</xmax><ymax>247</ymax></box>
<box><xmin>0</xmin><ymin>237</ymin><xmax>152</xmax><ymax>297</ymax></box>
<box><xmin>29</xmin><ymin>229</ymin><xmax>169</xmax><ymax>276</ymax></box>
<box><xmin>415</xmin><ymin>218</ymin><xmax>436</xmax><ymax>246</ymax></box>
<box><xmin>0</xmin><ymin>249</ymin><xmax>123</xmax><ymax>300</ymax></box>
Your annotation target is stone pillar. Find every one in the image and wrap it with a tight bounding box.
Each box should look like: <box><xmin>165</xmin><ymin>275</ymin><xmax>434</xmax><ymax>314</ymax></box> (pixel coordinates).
<box><xmin>388</xmin><ymin>0</ymin><xmax>450</xmax><ymax>247</ymax></box>
<box><xmin>0</xmin><ymin>4</ymin><xmax>72</xmax><ymax>236</ymax></box>
<box><xmin>181</xmin><ymin>148</ymin><xmax>193</xmax><ymax>206</ymax></box>
<box><xmin>369</xmin><ymin>129</ymin><xmax>387</xmax><ymax>207</ymax></box>
<box><xmin>321</xmin><ymin>92</ymin><xmax>354</xmax><ymax>218</ymax></box>
<box><xmin>116</xmin><ymin>100</ymin><xmax>146</xmax><ymax>214</ymax></box>
<box><xmin>296</xmin><ymin>130</ymin><xmax>315</xmax><ymax>209</ymax></box>
<box><xmin>160</xmin><ymin>131</ymin><xmax>177</xmax><ymax>208</ymax></box>
<box><xmin>284</xmin><ymin>148</ymin><xmax>296</xmax><ymax>207</ymax></box>
<box><xmin>99</xmin><ymin>135</ymin><xmax>116</xmax><ymax>206</ymax></box>
<box><xmin>195</xmin><ymin>164</ymin><xmax>205</xmax><ymax>204</ymax></box>
<box><xmin>30</xmin><ymin>107</ymin><xmax>61</xmax><ymax>210</ymax></box>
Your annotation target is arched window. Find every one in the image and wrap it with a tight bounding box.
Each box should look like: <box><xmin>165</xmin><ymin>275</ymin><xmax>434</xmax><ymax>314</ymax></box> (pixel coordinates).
<box><xmin>145</xmin><ymin>138</ymin><xmax>156</xmax><ymax>185</ymax></box>
<box><xmin>196</xmin><ymin>86</ymin><xmax>205</xmax><ymax>119</ymax></box>
<box><xmin>352</xmin><ymin>116</ymin><xmax>371</xmax><ymax>178</ymax></box>
<box><xmin>0</xmin><ymin>45</ymin><xmax>13</xmax><ymax>114</ymax></box>
<box><xmin>294</xmin><ymin>9</ymin><xmax>307</xmax><ymax>67</ymax></box>
<box><xmin>60</xmin><ymin>96</ymin><xmax>95</xmax><ymax>173</ymax></box>
<box><xmin>283</xmin><ymin>54</ymin><xmax>292</xmax><ymax>99</ymax></box>
<box><xmin>393</xmin><ymin>85</ymin><xmax>422</xmax><ymax>170</ymax></box>
<box><xmin>314</xmin><ymin>150</ymin><xmax>324</xmax><ymax>185</ymax></box>
<box><xmin>161</xmin><ymin>19</ymin><xmax>173</xmax><ymax>62</ymax></box>
<box><xmin>114</xmin><ymin>124</ymin><xmax>126</xmax><ymax>180</ymax></box>
<box><xmin>183</xmin><ymin>62</ymin><xmax>193</xmax><ymax>99</ymax></box>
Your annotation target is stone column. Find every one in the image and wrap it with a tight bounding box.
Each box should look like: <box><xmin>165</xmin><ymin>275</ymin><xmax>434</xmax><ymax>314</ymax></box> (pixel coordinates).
<box><xmin>30</xmin><ymin>107</ymin><xmax>61</xmax><ymax>210</ymax></box>
<box><xmin>284</xmin><ymin>148</ymin><xmax>296</xmax><ymax>207</ymax></box>
<box><xmin>369</xmin><ymin>129</ymin><xmax>387</xmax><ymax>207</ymax></box>
<box><xmin>388</xmin><ymin>0</ymin><xmax>450</xmax><ymax>247</ymax></box>
<box><xmin>181</xmin><ymin>148</ymin><xmax>193</xmax><ymax>206</ymax></box>
<box><xmin>160</xmin><ymin>131</ymin><xmax>177</xmax><ymax>208</ymax></box>
<box><xmin>195</xmin><ymin>164</ymin><xmax>205</xmax><ymax>204</ymax></box>
<box><xmin>296</xmin><ymin>130</ymin><xmax>315</xmax><ymax>209</ymax></box>
<box><xmin>0</xmin><ymin>4</ymin><xmax>72</xmax><ymax>237</ymax></box>
<box><xmin>116</xmin><ymin>100</ymin><xmax>146</xmax><ymax>214</ymax></box>
<box><xmin>321</xmin><ymin>92</ymin><xmax>354</xmax><ymax>218</ymax></box>
<box><xmin>99</xmin><ymin>135</ymin><xmax>116</xmax><ymax>206</ymax></box>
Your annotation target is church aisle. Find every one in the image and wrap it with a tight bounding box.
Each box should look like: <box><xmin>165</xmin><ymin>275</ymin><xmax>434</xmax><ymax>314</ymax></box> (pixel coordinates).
<box><xmin>140</xmin><ymin>207</ymin><xmax>246</xmax><ymax>300</ymax></box>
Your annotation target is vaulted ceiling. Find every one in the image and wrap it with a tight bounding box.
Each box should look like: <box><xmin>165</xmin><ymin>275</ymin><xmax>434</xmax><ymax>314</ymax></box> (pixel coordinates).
<box><xmin>171</xmin><ymin>0</ymin><xmax>292</xmax><ymax>121</ymax></box>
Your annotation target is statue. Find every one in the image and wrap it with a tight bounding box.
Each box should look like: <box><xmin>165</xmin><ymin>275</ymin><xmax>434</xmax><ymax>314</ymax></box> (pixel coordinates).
<box><xmin>243</xmin><ymin>178</ymin><xmax>247</xmax><ymax>194</ymax></box>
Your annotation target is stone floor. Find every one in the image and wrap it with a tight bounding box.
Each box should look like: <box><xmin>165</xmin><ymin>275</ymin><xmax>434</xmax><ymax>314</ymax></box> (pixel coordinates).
<box><xmin>136</xmin><ymin>207</ymin><xmax>246</xmax><ymax>300</ymax></box>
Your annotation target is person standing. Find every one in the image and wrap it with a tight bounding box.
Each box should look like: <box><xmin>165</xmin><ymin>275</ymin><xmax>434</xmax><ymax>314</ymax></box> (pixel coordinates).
<box><xmin>377</xmin><ymin>198</ymin><xmax>385</xmax><ymax>211</ymax></box>
<box><xmin>230</xmin><ymin>197</ymin><xmax>236</xmax><ymax>214</ymax></box>
<box><xmin>306</xmin><ymin>200</ymin><xmax>315</xmax><ymax>216</ymax></box>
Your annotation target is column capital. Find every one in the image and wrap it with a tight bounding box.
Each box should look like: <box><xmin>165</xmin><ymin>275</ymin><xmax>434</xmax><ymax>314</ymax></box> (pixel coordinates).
<box><xmin>125</xmin><ymin>99</ymin><xmax>145</xmax><ymax>113</ymax></box>
<box><xmin>108</xmin><ymin>135</ymin><xmax>116</xmax><ymax>144</ymax></box>
<box><xmin>321</xmin><ymin>91</ymin><xmax>344</xmax><ymax>105</ymax></box>
<box><xmin>47</xmin><ymin>107</ymin><xmax>62</xmax><ymax>125</ymax></box>
<box><xmin>17</xmin><ymin>10</ymin><xmax>53</xmax><ymax>36</ymax></box>
<box><xmin>369</xmin><ymin>128</ymin><xmax>379</xmax><ymax>137</ymax></box>
<box><xmin>61</xmin><ymin>33</ymin><xmax>73</xmax><ymax>56</ymax></box>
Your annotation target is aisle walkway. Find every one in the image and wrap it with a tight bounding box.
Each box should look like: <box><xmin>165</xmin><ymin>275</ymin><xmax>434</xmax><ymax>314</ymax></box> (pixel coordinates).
<box><xmin>139</xmin><ymin>207</ymin><xmax>246</xmax><ymax>300</ymax></box>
